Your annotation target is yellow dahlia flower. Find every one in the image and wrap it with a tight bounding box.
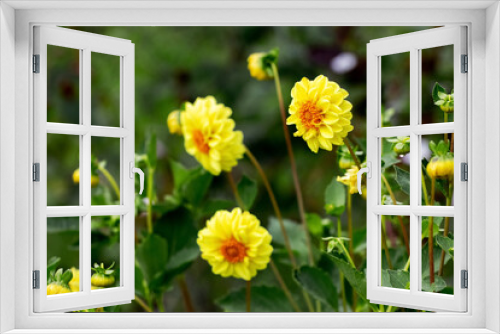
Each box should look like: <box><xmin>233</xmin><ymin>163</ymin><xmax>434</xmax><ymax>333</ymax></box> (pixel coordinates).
<box><xmin>167</xmin><ymin>110</ymin><xmax>183</xmax><ymax>135</ymax></box>
<box><xmin>287</xmin><ymin>75</ymin><xmax>354</xmax><ymax>153</ymax></box>
<box><xmin>197</xmin><ymin>208</ymin><xmax>273</xmax><ymax>281</ymax></box>
<box><xmin>337</xmin><ymin>165</ymin><xmax>359</xmax><ymax>195</ymax></box>
<box><xmin>182</xmin><ymin>96</ymin><xmax>245</xmax><ymax>176</ymax></box>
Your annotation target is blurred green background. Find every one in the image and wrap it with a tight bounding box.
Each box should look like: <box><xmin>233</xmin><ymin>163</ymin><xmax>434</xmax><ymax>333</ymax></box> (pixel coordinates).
<box><xmin>46</xmin><ymin>26</ymin><xmax>456</xmax><ymax>312</ymax></box>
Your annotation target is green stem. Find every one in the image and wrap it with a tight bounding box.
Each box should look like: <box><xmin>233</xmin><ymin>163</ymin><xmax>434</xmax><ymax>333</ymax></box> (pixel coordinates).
<box><xmin>443</xmin><ymin>113</ymin><xmax>449</xmax><ymax>144</ymax></box>
<box><xmin>271</xmin><ymin>63</ymin><xmax>314</xmax><ymax>266</ymax></box>
<box><xmin>156</xmin><ymin>294</ymin><xmax>165</xmax><ymax>312</ymax></box>
<box><xmin>347</xmin><ymin>192</ymin><xmax>354</xmax><ymax>263</ymax></box>
<box><xmin>227</xmin><ymin>172</ymin><xmax>244</xmax><ymax>208</ymax></box>
<box><xmin>269</xmin><ymin>260</ymin><xmax>302</xmax><ymax>312</ymax></box>
<box><xmin>245</xmin><ymin>148</ymin><xmax>297</xmax><ymax>268</ymax></box>
<box><xmin>178</xmin><ymin>276</ymin><xmax>195</xmax><ymax>312</ymax></box>
<box><xmin>344</xmin><ymin>138</ymin><xmax>361</xmax><ymax>169</ymax></box>
<box><xmin>381</xmin><ymin>216</ymin><xmax>393</xmax><ymax>270</ymax></box>
<box><xmin>386</xmin><ymin>305</ymin><xmax>394</xmax><ymax>313</ymax></box>
<box><xmin>422</xmin><ymin>170</ymin><xmax>430</xmax><ymax>206</ymax></box>
<box><xmin>146</xmin><ymin>166</ymin><xmax>155</xmax><ymax>234</ymax></box>
<box><xmin>381</xmin><ymin>174</ymin><xmax>410</xmax><ymax>255</ymax></box>
<box><xmin>338</xmin><ymin>218</ymin><xmax>347</xmax><ymax>312</ymax></box>
<box><xmin>97</xmin><ymin>164</ymin><xmax>120</xmax><ymax>200</ymax></box>
<box><xmin>338</xmin><ymin>237</ymin><xmax>356</xmax><ymax>269</ymax></box>
<box><xmin>403</xmin><ymin>257</ymin><xmax>411</xmax><ymax>272</ymax></box>
<box><xmin>438</xmin><ymin>183</ymin><xmax>453</xmax><ymax>276</ymax></box>
<box><xmin>429</xmin><ymin>178</ymin><xmax>436</xmax><ymax>286</ymax></box>
<box><xmin>246</xmin><ymin>280</ymin><xmax>251</xmax><ymax>312</ymax></box>
<box><xmin>134</xmin><ymin>294</ymin><xmax>152</xmax><ymax>312</ymax></box>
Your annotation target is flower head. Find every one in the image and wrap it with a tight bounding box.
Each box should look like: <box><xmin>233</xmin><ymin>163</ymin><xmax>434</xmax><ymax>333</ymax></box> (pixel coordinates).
<box><xmin>197</xmin><ymin>208</ymin><xmax>273</xmax><ymax>281</ymax></box>
<box><xmin>287</xmin><ymin>75</ymin><xmax>354</xmax><ymax>153</ymax></box>
<box><xmin>69</xmin><ymin>268</ymin><xmax>80</xmax><ymax>292</ymax></box>
<box><xmin>182</xmin><ymin>96</ymin><xmax>245</xmax><ymax>176</ymax></box>
<box><xmin>167</xmin><ymin>110</ymin><xmax>183</xmax><ymax>135</ymax></box>
<box><xmin>426</xmin><ymin>140</ymin><xmax>454</xmax><ymax>179</ymax></box>
<box><xmin>387</xmin><ymin>136</ymin><xmax>410</xmax><ymax>156</ymax></box>
<box><xmin>432</xmin><ymin>82</ymin><xmax>454</xmax><ymax>113</ymax></box>
<box><xmin>247</xmin><ymin>49</ymin><xmax>278</xmax><ymax>81</ymax></box>
<box><xmin>46</xmin><ymin>268</ymin><xmax>73</xmax><ymax>295</ymax></box>
<box><xmin>72</xmin><ymin>169</ymin><xmax>99</xmax><ymax>188</ymax></box>
<box><xmin>337</xmin><ymin>165</ymin><xmax>360</xmax><ymax>195</ymax></box>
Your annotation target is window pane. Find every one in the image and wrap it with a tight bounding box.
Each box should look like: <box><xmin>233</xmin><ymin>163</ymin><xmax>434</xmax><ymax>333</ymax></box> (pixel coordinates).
<box><xmin>91</xmin><ymin>137</ymin><xmax>121</xmax><ymax>205</ymax></box>
<box><xmin>91</xmin><ymin>216</ymin><xmax>121</xmax><ymax>290</ymax></box>
<box><xmin>381</xmin><ymin>52</ymin><xmax>410</xmax><ymax>127</ymax></box>
<box><xmin>47</xmin><ymin>134</ymin><xmax>80</xmax><ymax>206</ymax></box>
<box><xmin>380</xmin><ymin>215</ymin><xmax>410</xmax><ymax>290</ymax></box>
<box><xmin>421</xmin><ymin>45</ymin><xmax>454</xmax><ymax>124</ymax></box>
<box><xmin>421</xmin><ymin>216</ymin><xmax>454</xmax><ymax>294</ymax></box>
<box><xmin>91</xmin><ymin>52</ymin><xmax>120</xmax><ymax>127</ymax></box>
<box><xmin>47</xmin><ymin>45</ymin><xmax>80</xmax><ymax>124</ymax></box>
<box><xmin>47</xmin><ymin>217</ymin><xmax>80</xmax><ymax>294</ymax></box>
<box><xmin>381</xmin><ymin>137</ymin><xmax>410</xmax><ymax>205</ymax></box>
<box><xmin>421</xmin><ymin>133</ymin><xmax>454</xmax><ymax>206</ymax></box>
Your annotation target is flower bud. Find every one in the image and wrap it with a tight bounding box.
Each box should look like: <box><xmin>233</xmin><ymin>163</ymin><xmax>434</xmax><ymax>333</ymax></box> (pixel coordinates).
<box><xmin>247</xmin><ymin>49</ymin><xmax>279</xmax><ymax>81</ymax></box>
<box><xmin>167</xmin><ymin>110</ymin><xmax>183</xmax><ymax>135</ymax></box>
<box><xmin>426</xmin><ymin>140</ymin><xmax>454</xmax><ymax>179</ymax></box>
<box><xmin>387</xmin><ymin>136</ymin><xmax>410</xmax><ymax>155</ymax></box>
<box><xmin>72</xmin><ymin>169</ymin><xmax>99</xmax><ymax>188</ymax></box>
<box><xmin>432</xmin><ymin>82</ymin><xmax>454</xmax><ymax>113</ymax></box>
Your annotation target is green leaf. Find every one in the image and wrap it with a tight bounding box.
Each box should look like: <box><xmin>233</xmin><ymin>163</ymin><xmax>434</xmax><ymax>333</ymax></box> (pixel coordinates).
<box><xmin>436</xmin><ymin>235</ymin><xmax>454</xmax><ymax>260</ymax></box>
<box><xmin>134</xmin><ymin>265</ymin><xmax>146</xmax><ymax>298</ymax></box>
<box><xmin>394</xmin><ymin>166</ymin><xmax>410</xmax><ymax>195</ymax></box>
<box><xmin>306</xmin><ymin>213</ymin><xmax>323</xmax><ymax>237</ymax></box>
<box><xmin>216</xmin><ymin>286</ymin><xmax>293</xmax><ymax>312</ymax></box>
<box><xmin>200</xmin><ymin>199</ymin><xmax>235</xmax><ymax>217</ymax></box>
<box><xmin>154</xmin><ymin>207</ymin><xmax>200</xmax><ymax>288</ymax></box>
<box><xmin>268</xmin><ymin>217</ymin><xmax>309</xmax><ymax>265</ymax></box>
<box><xmin>136</xmin><ymin>233</ymin><xmax>168</xmax><ymax>285</ymax></box>
<box><xmin>421</xmin><ymin>218</ymin><xmax>440</xmax><ymax>239</ymax></box>
<box><xmin>327</xmin><ymin>252</ymin><xmax>379</xmax><ymax>312</ymax></box>
<box><xmin>170</xmin><ymin>160</ymin><xmax>191</xmax><ymax>191</ymax></box>
<box><xmin>324</xmin><ymin>178</ymin><xmax>345</xmax><ymax>216</ymax></box>
<box><xmin>387</xmin><ymin>269</ymin><xmax>410</xmax><ymax>290</ymax></box>
<box><xmin>47</xmin><ymin>256</ymin><xmax>61</xmax><ymax>279</ymax></box>
<box><xmin>237</xmin><ymin>175</ymin><xmax>258</xmax><ymax>210</ymax></box>
<box><xmin>381</xmin><ymin>270</ymin><xmax>391</xmax><ymax>287</ymax></box>
<box><xmin>432</xmin><ymin>82</ymin><xmax>447</xmax><ymax>102</ymax></box>
<box><xmin>146</xmin><ymin>133</ymin><xmax>157</xmax><ymax>169</ymax></box>
<box><xmin>381</xmin><ymin>153</ymin><xmax>400</xmax><ymax>170</ymax></box>
<box><xmin>181</xmin><ymin>167</ymin><xmax>213</xmax><ymax>206</ymax></box>
<box><xmin>422</xmin><ymin>275</ymin><xmax>447</xmax><ymax>292</ymax></box>
<box><xmin>294</xmin><ymin>265</ymin><xmax>338</xmax><ymax>311</ymax></box>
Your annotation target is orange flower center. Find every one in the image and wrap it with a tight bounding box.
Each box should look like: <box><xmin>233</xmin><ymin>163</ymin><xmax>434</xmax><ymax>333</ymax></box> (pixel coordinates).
<box><xmin>192</xmin><ymin>129</ymin><xmax>210</xmax><ymax>154</ymax></box>
<box><xmin>299</xmin><ymin>100</ymin><xmax>324</xmax><ymax>130</ymax></box>
<box><xmin>220</xmin><ymin>238</ymin><xmax>247</xmax><ymax>263</ymax></box>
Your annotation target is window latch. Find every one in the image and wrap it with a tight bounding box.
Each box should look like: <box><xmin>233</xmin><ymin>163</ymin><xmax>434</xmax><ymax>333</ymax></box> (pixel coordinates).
<box><xmin>129</xmin><ymin>161</ymin><xmax>144</xmax><ymax>195</ymax></box>
<box><xmin>461</xmin><ymin>162</ymin><xmax>468</xmax><ymax>181</ymax></box>
<box><xmin>357</xmin><ymin>162</ymin><xmax>371</xmax><ymax>195</ymax></box>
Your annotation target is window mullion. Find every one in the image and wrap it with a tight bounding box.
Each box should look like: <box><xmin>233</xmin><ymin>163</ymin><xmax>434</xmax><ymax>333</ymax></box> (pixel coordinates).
<box><xmin>81</xmin><ymin>47</ymin><xmax>92</xmax><ymax>295</ymax></box>
<box><xmin>409</xmin><ymin>47</ymin><xmax>420</xmax><ymax>294</ymax></box>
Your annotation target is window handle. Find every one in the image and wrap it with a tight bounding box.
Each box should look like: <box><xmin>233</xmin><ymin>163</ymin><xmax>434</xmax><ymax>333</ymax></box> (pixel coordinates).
<box><xmin>357</xmin><ymin>162</ymin><xmax>371</xmax><ymax>195</ymax></box>
<box><xmin>129</xmin><ymin>161</ymin><xmax>144</xmax><ymax>195</ymax></box>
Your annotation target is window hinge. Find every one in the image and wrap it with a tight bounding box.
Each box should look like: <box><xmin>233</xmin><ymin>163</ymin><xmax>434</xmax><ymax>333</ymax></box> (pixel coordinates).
<box><xmin>33</xmin><ymin>163</ymin><xmax>40</xmax><ymax>182</ymax></box>
<box><xmin>33</xmin><ymin>54</ymin><xmax>40</xmax><ymax>73</ymax></box>
<box><xmin>461</xmin><ymin>162</ymin><xmax>468</xmax><ymax>181</ymax></box>
<box><xmin>33</xmin><ymin>270</ymin><xmax>40</xmax><ymax>289</ymax></box>
<box><xmin>461</xmin><ymin>270</ymin><xmax>468</xmax><ymax>289</ymax></box>
<box><xmin>461</xmin><ymin>54</ymin><xmax>468</xmax><ymax>73</ymax></box>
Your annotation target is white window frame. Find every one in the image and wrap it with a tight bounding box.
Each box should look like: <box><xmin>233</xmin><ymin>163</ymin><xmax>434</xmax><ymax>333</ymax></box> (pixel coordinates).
<box><xmin>366</xmin><ymin>26</ymin><xmax>468</xmax><ymax>312</ymax></box>
<box><xmin>33</xmin><ymin>25</ymin><xmax>136</xmax><ymax>312</ymax></box>
<box><xmin>0</xmin><ymin>1</ymin><xmax>499</xmax><ymax>333</ymax></box>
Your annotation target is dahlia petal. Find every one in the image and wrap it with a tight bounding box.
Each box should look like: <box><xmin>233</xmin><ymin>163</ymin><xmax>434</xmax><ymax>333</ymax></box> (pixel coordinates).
<box><xmin>320</xmin><ymin>125</ymin><xmax>334</xmax><ymax>138</ymax></box>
